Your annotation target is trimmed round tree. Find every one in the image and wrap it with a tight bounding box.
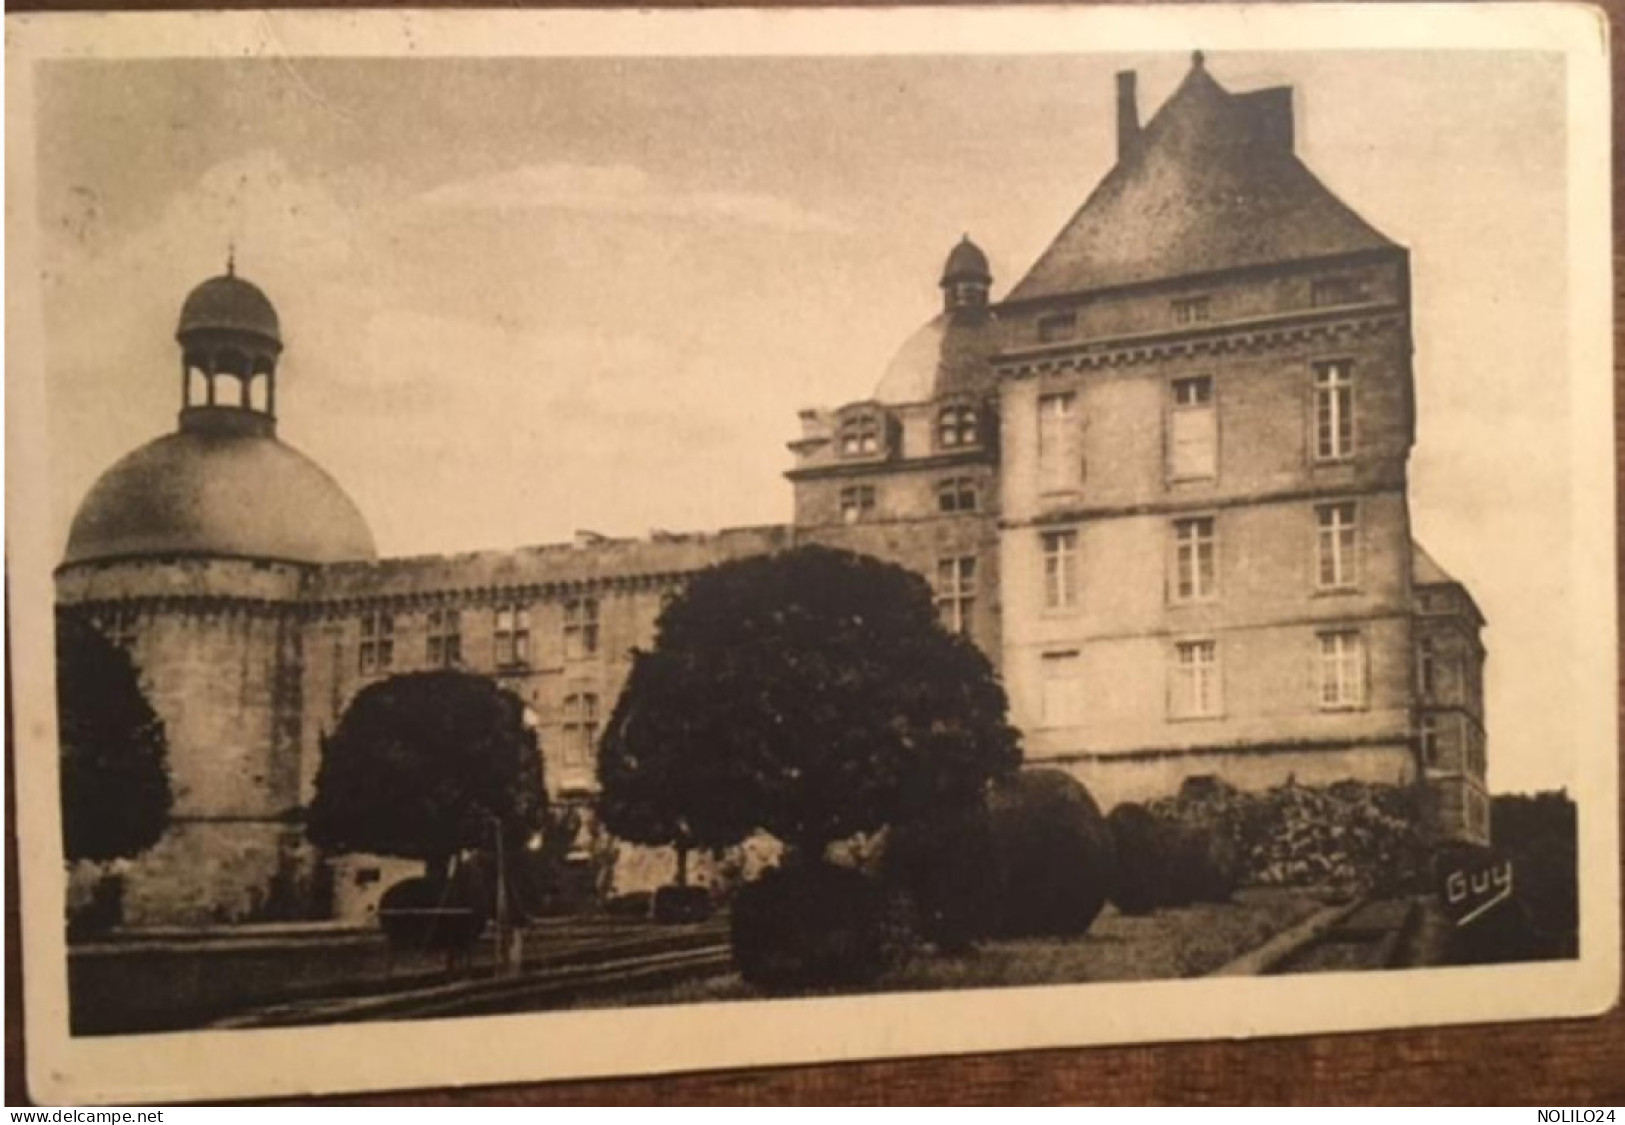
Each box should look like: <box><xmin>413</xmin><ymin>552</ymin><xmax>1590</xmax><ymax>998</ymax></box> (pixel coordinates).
<box><xmin>306</xmin><ymin>671</ymin><xmax>547</xmax><ymax>887</ymax></box>
<box><xmin>56</xmin><ymin>610</ymin><xmax>171</xmax><ymax>866</ymax></box>
<box><xmin>986</xmin><ymin>769</ymin><xmax>1116</xmax><ymax>937</ymax></box>
<box><xmin>598</xmin><ymin>545</ymin><xmax>1020</xmax><ymax>984</ymax></box>
<box><xmin>601</xmin><ymin>545</ymin><xmax>1020</xmax><ymax>862</ymax></box>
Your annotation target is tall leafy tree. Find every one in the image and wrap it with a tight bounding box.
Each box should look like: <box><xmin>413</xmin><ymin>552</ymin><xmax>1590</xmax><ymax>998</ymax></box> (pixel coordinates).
<box><xmin>307</xmin><ymin>671</ymin><xmax>547</xmax><ymax>882</ymax></box>
<box><xmin>598</xmin><ymin>545</ymin><xmax>1021</xmax><ymax>864</ymax></box>
<box><xmin>56</xmin><ymin>610</ymin><xmax>172</xmax><ymax>864</ymax></box>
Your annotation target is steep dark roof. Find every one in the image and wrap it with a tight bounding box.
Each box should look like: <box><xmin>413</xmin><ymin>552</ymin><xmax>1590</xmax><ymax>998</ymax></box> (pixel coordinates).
<box><xmin>1007</xmin><ymin>60</ymin><xmax>1397</xmax><ymax>303</ymax></box>
<box><xmin>1412</xmin><ymin>541</ymin><xmax>1457</xmax><ymax>587</ymax></box>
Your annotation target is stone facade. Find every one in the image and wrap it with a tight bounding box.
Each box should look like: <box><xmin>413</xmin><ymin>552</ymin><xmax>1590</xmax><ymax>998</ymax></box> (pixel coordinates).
<box><xmin>58</xmin><ymin>54</ymin><xmax>1490</xmax><ymax>928</ymax></box>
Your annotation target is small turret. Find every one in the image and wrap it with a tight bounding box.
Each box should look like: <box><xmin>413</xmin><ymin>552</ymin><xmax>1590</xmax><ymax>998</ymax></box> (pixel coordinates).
<box><xmin>940</xmin><ymin>234</ymin><xmax>992</xmax><ymax>314</ymax></box>
<box><xmin>175</xmin><ymin>253</ymin><xmax>284</xmax><ymax>435</ymax></box>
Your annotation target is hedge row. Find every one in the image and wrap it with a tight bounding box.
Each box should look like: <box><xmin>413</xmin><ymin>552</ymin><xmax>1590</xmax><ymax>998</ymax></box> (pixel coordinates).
<box><xmin>1106</xmin><ymin>802</ymin><xmax>1240</xmax><ymax>915</ymax></box>
<box><xmin>723</xmin><ymin>772</ymin><xmax>1429</xmax><ymax>991</ymax></box>
<box><xmin>1146</xmin><ymin>776</ymin><xmax>1428</xmax><ymax>892</ymax></box>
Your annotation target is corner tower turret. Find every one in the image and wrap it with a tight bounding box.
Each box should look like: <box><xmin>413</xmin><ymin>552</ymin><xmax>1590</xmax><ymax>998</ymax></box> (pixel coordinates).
<box><xmin>787</xmin><ymin>236</ymin><xmax>1004</xmax><ymax>658</ymax></box>
<box><xmin>58</xmin><ymin>265</ymin><xmax>375</xmax><ymax>927</ymax></box>
<box><xmin>177</xmin><ymin>256</ymin><xmax>284</xmax><ymax>437</ymax></box>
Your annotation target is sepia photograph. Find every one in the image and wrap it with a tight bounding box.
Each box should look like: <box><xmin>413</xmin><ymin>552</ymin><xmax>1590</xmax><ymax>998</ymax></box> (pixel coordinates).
<box><xmin>4</xmin><ymin>5</ymin><xmax>1617</xmax><ymax>1104</ymax></box>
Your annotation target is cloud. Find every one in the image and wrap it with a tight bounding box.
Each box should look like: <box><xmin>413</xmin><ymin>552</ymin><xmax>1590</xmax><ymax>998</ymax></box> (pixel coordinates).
<box><xmin>416</xmin><ymin>161</ymin><xmax>849</xmax><ymax>235</ymax></box>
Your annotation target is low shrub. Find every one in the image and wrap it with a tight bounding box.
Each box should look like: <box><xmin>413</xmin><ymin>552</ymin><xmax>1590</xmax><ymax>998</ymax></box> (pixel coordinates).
<box><xmin>880</xmin><ymin>802</ymin><xmax>999</xmax><ymax>953</ymax></box>
<box><xmin>376</xmin><ymin>876</ymin><xmax>487</xmax><ymax>950</ymax></box>
<box><xmin>1165</xmin><ymin>823</ymin><xmax>1241</xmax><ymax>905</ymax></box>
<box><xmin>1149</xmin><ymin>774</ymin><xmax>1428</xmax><ymax>892</ymax></box>
<box><xmin>1107</xmin><ymin>803</ymin><xmax>1167</xmax><ymax>916</ymax></box>
<box><xmin>651</xmin><ymin>883</ymin><xmax>713</xmax><ymax>924</ymax></box>
<box><xmin>66</xmin><ymin>872</ymin><xmax>125</xmax><ymax>941</ymax></box>
<box><xmin>1440</xmin><ymin>792</ymin><xmax>1579</xmax><ymax>964</ymax></box>
<box><xmin>986</xmin><ymin>769</ymin><xmax>1116</xmax><ymax>938</ymax></box>
<box><xmin>730</xmin><ymin>862</ymin><xmax>910</xmax><ymax>992</ymax></box>
<box><xmin>602</xmin><ymin>890</ymin><xmax>654</xmax><ymax>919</ymax></box>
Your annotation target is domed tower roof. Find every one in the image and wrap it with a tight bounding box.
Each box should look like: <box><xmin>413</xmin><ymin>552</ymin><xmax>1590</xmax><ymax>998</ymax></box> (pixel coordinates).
<box><xmin>61</xmin><ymin>265</ymin><xmax>376</xmax><ymax>568</ymax></box>
<box><xmin>177</xmin><ymin>272</ymin><xmax>282</xmax><ymax>346</ymax></box>
<box><xmin>941</xmin><ymin>235</ymin><xmax>992</xmax><ymax>286</ymax></box>
<box><xmin>872</xmin><ymin>236</ymin><xmax>999</xmax><ymax>405</ymax></box>
<box><xmin>63</xmin><ymin>431</ymin><xmax>377</xmax><ymax>567</ymax></box>
<box><xmin>871</xmin><ymin>314</ymin><xmax>997</xmax><ymax>406</ymax></box>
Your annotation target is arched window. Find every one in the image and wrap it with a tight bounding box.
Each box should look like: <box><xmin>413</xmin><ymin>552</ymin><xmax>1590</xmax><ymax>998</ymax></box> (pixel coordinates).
<box><xmin>937</xmin><ymin>405</ymin><xmax>979</xmax><ymax>449</ymax></box>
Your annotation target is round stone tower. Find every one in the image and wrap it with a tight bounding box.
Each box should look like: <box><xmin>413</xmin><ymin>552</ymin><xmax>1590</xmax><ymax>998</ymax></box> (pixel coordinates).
<box><xmin>57</xmin><ymin>264</ymin><xmax>376</xmax><ymax>926</ymax></box>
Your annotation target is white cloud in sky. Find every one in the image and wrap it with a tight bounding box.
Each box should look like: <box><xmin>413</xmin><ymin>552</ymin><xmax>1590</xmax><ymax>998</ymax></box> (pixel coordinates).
<box><xmin>417</xmin><ymin>161</ymin><xmax>851</xmax><ymax>235</ymax></box>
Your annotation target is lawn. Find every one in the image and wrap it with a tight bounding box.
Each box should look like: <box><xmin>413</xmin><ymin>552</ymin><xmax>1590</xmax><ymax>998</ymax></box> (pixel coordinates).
<box><xmin>574</xmin><ymin>887</ymin><xmax>1327</xmax><ymax>1009</ymax></box>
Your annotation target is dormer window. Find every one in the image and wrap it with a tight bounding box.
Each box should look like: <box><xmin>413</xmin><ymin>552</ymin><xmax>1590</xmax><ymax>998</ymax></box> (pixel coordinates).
<box><xmin>1037</xmin><ymin>313</ymin><xmax>1077</xmax><ymax>344</ymax></box>
<box><xmin>1172</xmin><ymin>296</ymin><xmax>1211</xmax><ymax>325</ymax></box>
<box><xmin>937</xmin><ymin>405</ymin><xmax>979</xmax><ymax>449</ymax></box>
<box><xmin>839</xmin><ymin>411</ymin><xmax>882</xmax><ymax>457</ymax></box>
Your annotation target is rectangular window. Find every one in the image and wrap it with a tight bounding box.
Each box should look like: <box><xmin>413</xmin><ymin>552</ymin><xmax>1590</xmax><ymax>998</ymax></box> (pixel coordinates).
<box><xmin>564</xmin><ymin>598</ymin><xmax>600</xmax><ymax>660</ymax></box>
<box><xmin>1040</xmin><ymin>650</ymin><xmax>1084</xmax><ymax>727</ymax></box>
<box><xmin>1419</xmin><ymin>714</ymin><xmax>1439</xmax><ymax>767</ymax></box>
<box><xmin>1037</xmin><ymin>392</ymin><xmax>1080</xmax><ymax>493</ymax></box>
<box><xmin>1316</xmin><ymin>502</ymin><xmax>1359</xmax><ymax>589</ymax></box>
<box><xmin>839</xmin><ymin>484</ymin><xmax>876</xmax><ymax>523</ymax></box>
<box><xmin>494</xmin><ymin>605</ymin><xmax>531</xmax><ymax>668</ymax></box>
<box><xmin>1036</xmin><ymin>313</ymin><xmax>1077</xmax><ymax>344</ymax></box>
<box><xmin>934</xmin><ymin>556</ymin><xmax>977</xmax><ymax>636</ymax></box>
<box><xmin>426</xmin><ymin>608</ymin><xmax>462</xmax><ymax>668</ymax></box>
<box><xmin>1314</xmin><ymin>360</ymin><xmax>1355</xmax><ymax>461</ymax></box>
<box><xmin>1041</xmin><ymin>530</ymin><xmax>1078</xmax><ymax>611</ymax></box>
<box><xmin>1168</xmin><ymin>375</ymin><xmax>1216</xmax><ymax>481</ymax></box>
<box><xmin>1172</xmin><ymin>296</ymin><xmax>1211</xmax><ymax>324</ymax></box>
<box><xmin>562</xmin><ymin>692</ymin><xmax>601</xmax><ymax>771</ymax></box>
<box><xmin>1418</xmin><ymin>637</ymin><xmax>1437</xmax><ymax>697</ymax></box>
<box><xmin>839</xmin><ymin>413</ymin><xmax>881</xmax><ymax>457</ymax></box>
<box><xmin>1171</xmin><ymin>640</ymin><xmax>1221</xmax><ymax>719</ymax></box>
<box><xmin>937</xmin><ymin>405</ymin><xmax>979</xmax><ymax>449</ymax></box>
<box><xmin>1171</xmin><ymin>517</ymin><xmax>1217</xmax><ymax>601</ymax></box>
<box><xmin>1318</xmin><ymin>630</ymin><xmax>1366</xmax><ymax>709</ymax></box>
<box><xmin>937</xmin><ymin>476</ymin><xmax>978</xmax><ymax>513</ymax></box>
<box><xmin>359</xmin><ymin>611</ymin><xmax>394</xmax><ymax>675</ymax></box>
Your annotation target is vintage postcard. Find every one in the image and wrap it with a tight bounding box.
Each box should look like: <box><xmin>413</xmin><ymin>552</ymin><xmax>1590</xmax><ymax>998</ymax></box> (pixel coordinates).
<box><xmin>5</xmin><ymin>4</ymin><xmax>1617</xmax><ymax>1105</ymax></box>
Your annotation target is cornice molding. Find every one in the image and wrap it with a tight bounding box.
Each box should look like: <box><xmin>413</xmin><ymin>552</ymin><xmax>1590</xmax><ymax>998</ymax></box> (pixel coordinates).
<box><xmin>996</xmin><ymin>308</ymin><xmax>1407</xmax><ymax>381</ymax></box>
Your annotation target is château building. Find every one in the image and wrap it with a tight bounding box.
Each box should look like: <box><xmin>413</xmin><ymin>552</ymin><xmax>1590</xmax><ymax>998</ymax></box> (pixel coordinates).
<box><xmin>57</xmin><ymin>54</ymin><xmax>1489</xmax><ymax>927</ymax></box>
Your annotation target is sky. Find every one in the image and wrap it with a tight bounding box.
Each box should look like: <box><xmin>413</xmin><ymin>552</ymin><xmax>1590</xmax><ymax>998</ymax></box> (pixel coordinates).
<box><xmin>33</xmin><ymin>49</ymin><xmax>1572</xmax><ymax>793</ymax></box>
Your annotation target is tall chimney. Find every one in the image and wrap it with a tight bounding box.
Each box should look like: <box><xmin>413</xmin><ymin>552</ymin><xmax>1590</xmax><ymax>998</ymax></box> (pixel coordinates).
<box><xmin>1116</xmin><ymin>70</ymin><xmax>1140</xmax><ymax>161</ymax></box>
